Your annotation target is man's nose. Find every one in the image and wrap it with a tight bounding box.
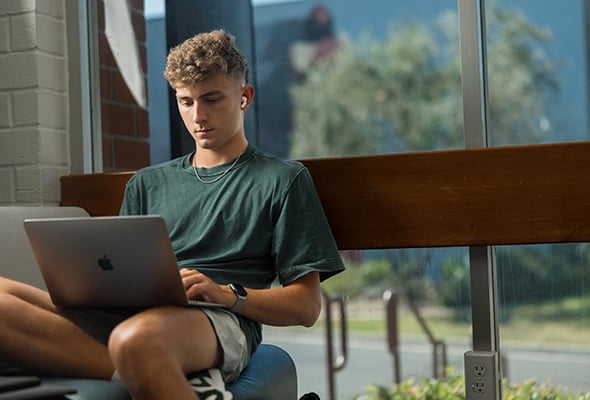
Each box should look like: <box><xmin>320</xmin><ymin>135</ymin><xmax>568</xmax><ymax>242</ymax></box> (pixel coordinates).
<box><xmin>192</xmin><ymin>102</ymin><xmax>207</xmax><ymax>122</ymax></box>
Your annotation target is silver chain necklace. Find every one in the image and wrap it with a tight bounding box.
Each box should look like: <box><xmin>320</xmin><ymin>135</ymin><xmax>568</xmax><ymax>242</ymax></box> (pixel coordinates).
<box><xmin>193</xmin><ymin>152</ymin><xmax>243</xmax><ymax>184</ymax></box>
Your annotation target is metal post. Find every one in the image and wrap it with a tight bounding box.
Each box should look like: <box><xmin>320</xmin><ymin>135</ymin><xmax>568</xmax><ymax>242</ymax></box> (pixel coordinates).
<box><xmin>323</xmin><ymin>291</ymin><xmax>347</xmax><ymax>400</ymax></box>
<box><xmin>383</xmin><ymin>289</ymin><xmax>401</xmax><ymax>384</ymax></box>
<box><xmin>458</xmin><ymin>0</ymin><xmax>502</xmax><ymax>397</ymax></box>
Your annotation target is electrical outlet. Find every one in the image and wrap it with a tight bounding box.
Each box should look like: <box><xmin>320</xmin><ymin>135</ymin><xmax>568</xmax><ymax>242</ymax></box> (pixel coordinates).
<box><xmin>472</xmin><ymin>379</ymin><xmax>486</xmax><ymax>393</ymax></box>
<box><xmin>474</xmin><ymin>363</ymin><xmax>486</xmax><ymax>377</ymax></box>
<box><xmin>464</xmin><ymin>351</ymin><xmax>500</xmax><ymax>400</ymax></box>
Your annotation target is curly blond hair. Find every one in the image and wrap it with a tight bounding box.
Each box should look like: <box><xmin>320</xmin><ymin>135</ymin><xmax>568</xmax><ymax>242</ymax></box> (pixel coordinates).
<box><xmin>164</xmin><ymin>30</ymin><xmax>249</xmax><ymax>88</ymax></box>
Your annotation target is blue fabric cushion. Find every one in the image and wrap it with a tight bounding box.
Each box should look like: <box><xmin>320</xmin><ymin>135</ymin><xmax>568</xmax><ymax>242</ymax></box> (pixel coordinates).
<box><xmin>40</xmin><ymin>344</ymin><xmax>297</xmax><ymax>400</ymax></box>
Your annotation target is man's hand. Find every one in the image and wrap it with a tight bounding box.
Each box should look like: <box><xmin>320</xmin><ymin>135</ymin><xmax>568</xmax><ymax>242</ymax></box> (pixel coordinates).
<box><xmin>180</xmin><ymin>269</ymin><xmax>234</xmax><ymax>308</ymax></box>
<box><xmin>180</xmin><ymin>269</ymin><xmax>322</xmax><ymax>327</ymax></box>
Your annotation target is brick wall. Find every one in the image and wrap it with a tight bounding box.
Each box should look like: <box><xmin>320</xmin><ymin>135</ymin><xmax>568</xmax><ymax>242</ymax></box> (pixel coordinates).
<box><xmin>0</xmin><ymin>0</ymin><xmax>150</xmax><ymax>206</ymax></box>
<box><xmin>0</xmin><ymin>0</ymin><xmax>69</xmax><ymax>205</ymax></box>
<box><xmin>98</xmin><ymin>0</ymin><xmax>150</xmax><ymax>171</ymax></box>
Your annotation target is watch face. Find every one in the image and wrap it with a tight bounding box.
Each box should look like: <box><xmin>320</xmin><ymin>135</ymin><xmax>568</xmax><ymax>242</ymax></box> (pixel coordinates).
<box><xmin>230</xmin><ymin>283</ymin><xmax>247</xmax><ymax>297</ymax></box>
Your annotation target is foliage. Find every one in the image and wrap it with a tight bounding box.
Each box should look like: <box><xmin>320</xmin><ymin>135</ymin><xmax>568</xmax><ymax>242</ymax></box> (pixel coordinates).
<box><xmin>437</xmin><ymin>244</ymin><xmax>590</xmax><ymax>312</ymax></box>
<box><xmin>437</xmin><ymin>258</ymin><xmax>470</xmax><ymax>309</ymax></box>
<box><xmin>289</xmin><ymin>4</ymin><xmax>559</xmax><ymax>157</ymax></box>
<box><xmin>485</xmin><ymin>3</ymin><xmax>560</xmax><ymax>146</ymax></box>
<box><xmin>294</xmin><ymin>3</ymin><xmax>581</xmax><ymax>314</ymax></box>
<box><xmin>321</xmin><ymin>255</ymin><xmax>435</xmax><ymax>301</ymax></box>
<box><xmin>321</xmin><ymin>259</ymin><xmax>398</xmax><ymax>299</ymax></box>
<box><xmin>354</xmin><ymin>369</ymin><xmax>590</xmax><ymax>400</ymax></box>
<box><xmin>496</xmin><ymin>244</ymin><xmax>590</xmax><ymax>304</ymax></box>
<box><xmin>289</xmin><ymin>17</ymin><xmax>461</xmax><ymax>157</ymax></box>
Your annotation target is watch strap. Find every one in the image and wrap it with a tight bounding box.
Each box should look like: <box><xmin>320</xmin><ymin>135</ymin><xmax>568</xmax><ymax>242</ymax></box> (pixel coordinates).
<box><xmin>228</xmin><ymin>283</ymin><xmax>247</xmax><ymax>312</ymax></box>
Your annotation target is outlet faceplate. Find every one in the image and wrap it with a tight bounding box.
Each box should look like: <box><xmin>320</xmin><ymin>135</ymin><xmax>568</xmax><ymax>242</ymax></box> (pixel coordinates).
<box><xmin>464</xmin><ymin>351</ymin><xmax>500</xmax><ymax>400</ymax></box>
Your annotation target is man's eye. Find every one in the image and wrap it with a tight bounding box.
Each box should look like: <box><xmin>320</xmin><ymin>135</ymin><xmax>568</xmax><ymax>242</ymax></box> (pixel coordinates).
<box><xmin>204</xmin><ymin>97</ymin><xmax>221</xmax><ymax>103</ymax></box>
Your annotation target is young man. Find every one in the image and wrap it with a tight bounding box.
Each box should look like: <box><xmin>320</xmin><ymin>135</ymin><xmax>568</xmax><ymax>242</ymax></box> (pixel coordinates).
<box><xmin>0</xmin><ymin>30</ymin><xmax>344</xmax><ymax>399</ymax></box>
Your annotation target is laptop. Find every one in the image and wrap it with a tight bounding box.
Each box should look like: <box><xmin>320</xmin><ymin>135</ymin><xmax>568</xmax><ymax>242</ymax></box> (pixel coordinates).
<box><xmin>23</xmin><ymin>215</ymin><xmax>225</xmax><ymax>309</ymax></box>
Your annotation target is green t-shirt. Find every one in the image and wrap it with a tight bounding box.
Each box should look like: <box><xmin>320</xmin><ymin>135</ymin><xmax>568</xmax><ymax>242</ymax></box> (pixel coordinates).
<box><xmin>119</xmin><ymin>145</ymin><xmax>345</xmax><ymax>354</ymax></box>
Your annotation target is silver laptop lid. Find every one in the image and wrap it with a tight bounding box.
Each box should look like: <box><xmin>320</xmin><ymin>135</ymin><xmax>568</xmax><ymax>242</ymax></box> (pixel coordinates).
<box><xmin>23</xmin><ymin>215</ymin><xmax>191</xmax><ymax>308</ymax></box>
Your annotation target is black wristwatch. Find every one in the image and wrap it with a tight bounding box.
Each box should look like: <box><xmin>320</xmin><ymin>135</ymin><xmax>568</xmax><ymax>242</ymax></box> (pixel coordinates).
<box><xmin>228</xmin><ymin>283</ymin><xmax>247</xmax><ymax>312</ymax></box>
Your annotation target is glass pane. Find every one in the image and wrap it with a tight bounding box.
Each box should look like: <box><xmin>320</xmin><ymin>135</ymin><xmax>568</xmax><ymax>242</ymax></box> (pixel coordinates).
<box><xmin>254</xmin><ymin>0</ymin><xmax>463</xmax><ymax>160</ymax></box>
<box><xmin>254</xmin><ymin>2</ymin><xmax>467</xmax><ymax>398</ymax></box>
<box><xmin>263</xmin><ymin>247</ymin><xmax>472</xmax><ymax>399</ymax></box>
<box><xmin>145</xmin><ymin>0</ymin><xmax>171</xmax><ymax>165</ymax></box>
<box><xmin>486</xmin><ymin>2</ymin><xmax>590</xmax><ymax>396</ymax></box>
<box><xmin>496</xmin><ymin>244</ymin><xmax>590</xmax><ymax>394</ymax></box>
<box><xmin>485</xmin><ymin>0</ymin><xmax>588</xmax><ymax>146</ymax></box>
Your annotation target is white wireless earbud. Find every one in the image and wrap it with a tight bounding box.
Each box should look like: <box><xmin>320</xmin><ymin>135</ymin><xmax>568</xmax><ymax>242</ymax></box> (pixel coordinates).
<box><xmin>241</xmin><ymin>96</ymin><xmax>247</xmax><ymax>108</ymax></box>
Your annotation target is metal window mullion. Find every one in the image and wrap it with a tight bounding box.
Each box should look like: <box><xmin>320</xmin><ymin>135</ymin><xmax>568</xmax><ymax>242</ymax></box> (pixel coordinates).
<box><xmin>79</xmin><ymin>0</ymin><xmax>103</xmax><ymax>173</ymax></box>
<box><xmin>459</xmin><ymin>0</ymin><xmax>489</xmax><ymax>149</ymax></box>
<box><xmin>458</xmin><ymin>0</ymin><xmax>499</xmax><ymax>355</ymax></box>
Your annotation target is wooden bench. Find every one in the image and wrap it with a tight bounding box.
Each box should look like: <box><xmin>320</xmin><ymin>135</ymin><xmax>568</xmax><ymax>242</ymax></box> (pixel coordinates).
<box><xmin>62</xmin><ymin>141</ymin><xmax>590</xmax><ymax>248</ymax></box>
<box><xmin>61</xmin><ymin>140</ymin><xmax>590</xmax><ymax>397</ymax></box>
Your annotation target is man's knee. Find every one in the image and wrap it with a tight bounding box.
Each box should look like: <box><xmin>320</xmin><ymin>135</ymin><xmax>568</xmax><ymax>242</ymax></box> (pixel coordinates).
<box><xmin>108</xmin><ymin>313</ymin><xmax>166</xmax><ymax>366</ymax></box>
<box><xmin>0</xmin><ymin>279</ymin><xmax>25</xmax><ymax>310</ymax></box>
<box><xmin>0</xmin><ymin>276</ymin><xmax>17</xmax><ymax>293</ymax></box>
<box><xmin>0</xmin><ymin>277</ymin><xmax>53</xmax><ymax>312</ymax></box>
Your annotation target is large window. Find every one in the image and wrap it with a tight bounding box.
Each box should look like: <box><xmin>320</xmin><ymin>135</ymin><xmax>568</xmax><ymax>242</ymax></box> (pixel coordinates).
<box><xmin>254</xmin><ymin>0</ymin><xmax>463</xmax><ymax>160</ymax></box>
<box><xmin>140</xmin><ymin>0</ymin><xmax>590</xmax><ymax>398</ymax></box>
<box><xmin>485</xmin><ymin>0</ymin><xmax>590</xmax><ymax>394</ymax></box>
<box><xmin>254</xmin><ymin>1</ymin><xmax>469</xmax><ymax>398</ymax></box>
<box><xmin>254</xmin><ymin>0</ymin><xmax>590</xmax><ymax>399</ymax></box>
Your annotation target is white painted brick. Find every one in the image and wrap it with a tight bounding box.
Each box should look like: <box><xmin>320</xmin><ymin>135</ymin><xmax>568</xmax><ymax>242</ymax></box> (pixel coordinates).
<box><xmin>0</xmin><ymin>167</ymin><xmax>16</xmax><ymax>203</ymax></box>
<box><xmin>40</xmin><ymin>165</ymin><xmax>67</xmax><ymax>202</ymax></box>
<box><xmin>10</xmin><ymin>12</ymin><xmax>36</xmax><ymax>51</ymax></box>
<box><xmin>15</xmin><ymin>164</ymin><xmax>40</xmax><ymax>192</ymax></box>
<box><xmin>39</xmin><ymin>91</ymin><xmax>66</xmax><ymax>129</ymax></box>
<box><xmin>39</xmin><ymin>129</ymin><xmax>68</xmax><ymax>165</ymax></box>
<box><xmin>0</xmin><ymin>0</ymin><xmax>36</xmax><ymax>15</ymax></box>
<box><xmin>13</xmin><ymin>90</ymin><xmax>38</xmax><ymax>126</ymax></box>
<box><xmin>0</xmin><ymin>17</ymin><xmax>9</xmax><ymax>53</ymax></box>
<box><xmin>0</xmin><ymin>93</ymin><xmax>11</xmax><ymax>128</ymax></box>
<box><xmin>0</xmin><ymin>53</ymin><xmax>38</xmax><ymax>90</ymax></box>
<box><xmin>36</xmin><ymin>14</ymin><xmax>65</xmax><ymax>56</ymax></box>
<box><xmin>38</xmin><ymin>54</ymin><xmax>66</xmax><ymax>91</ymax></box>
<box><xmin>16</xmin><ymin>188</ymin><xmax>42</xmax><ymax>203</ymax></box>
<box><xmin>0</xmin><ymin>128</ymin><xmax>40</xmax><ymax>166</ymax></box>
<box><xmin>13</xmin><ymin>90</ymin><xmax>66</xmax><ymax>129</ymax></box>
<box><xmin>13</xmin><ymin>164</ymin><xmax>66</xmax><ymax>204</ymax></box>
<box><xmin>36</xmin><ymin>0</ymin><xmax>65</xmax><ymax>19</ymax></box>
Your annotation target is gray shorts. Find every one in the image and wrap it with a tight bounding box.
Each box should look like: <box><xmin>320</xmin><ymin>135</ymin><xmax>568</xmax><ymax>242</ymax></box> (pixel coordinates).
<box><xmin>68</xmin><ymin>306</ymin><xmax>249</xmax><ymax>382</ymax></box>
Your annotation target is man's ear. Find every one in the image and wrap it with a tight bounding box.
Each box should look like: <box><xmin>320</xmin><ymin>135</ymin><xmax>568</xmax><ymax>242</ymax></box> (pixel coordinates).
<box><xmin>240</xmin><ymin>85</ymin><xmax>255</xmax><ymax>110</ymax></box>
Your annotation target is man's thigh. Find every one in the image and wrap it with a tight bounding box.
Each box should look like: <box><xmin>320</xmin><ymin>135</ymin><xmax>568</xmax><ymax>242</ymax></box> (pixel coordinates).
<box><xmin>111</xmin><ymin>306</ymin><xmax>221</xmax><ymax>373</ymax></box>
<box><xmin>111</xmin><ymin>306</ymin><xmax>248</xmax><ymax>381</ymax></box>
<box><xmin>0</xmin><ymin>277</ymin><xmax>56</xmax><ymax>312</ymax></box>
<box><xmin>68</xmin><ymin>307</ymin><xmax>142</xmax><ymax>344</ymax></box>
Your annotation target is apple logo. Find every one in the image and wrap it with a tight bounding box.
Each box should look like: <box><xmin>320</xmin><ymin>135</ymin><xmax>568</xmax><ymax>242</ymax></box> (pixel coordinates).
<box><xmin>98</xmin><ymin>255</ymin><xmax>115</xmax><ymax>271</ymax></box>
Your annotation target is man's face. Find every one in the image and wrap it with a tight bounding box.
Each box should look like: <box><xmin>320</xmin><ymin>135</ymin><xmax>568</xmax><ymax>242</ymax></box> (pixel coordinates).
<box><xmin>175</xmin><ymin>74</ymin><xmax>248</xmax><ymax>153</ymax></box>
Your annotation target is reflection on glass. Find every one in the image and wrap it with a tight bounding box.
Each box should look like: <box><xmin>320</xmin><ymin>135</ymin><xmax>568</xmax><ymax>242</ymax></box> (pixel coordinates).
<box><xmin>254</xmin><ymin>0</ymin><xmax>461</xmax><ymax>160</ymax></box>
<box><xmin>264</xmin><ymin>246</ymin><xmax>474</xmax><ymax>399</ymax></box>
<box><xmin>486</xmin><ymin>1</ymin><xmax>587</xmax><ymax>146</ymax></box>
<box><xmin>486</xmin><ymin>1</ymin><xmax>590</xmax><ymax>396</ymax></box>
<box><xmin>496</xmin><ymin>244</ymin><xmax>590</xmax><ymax>394</ymax></box>
<box><xmin>254</xmin><ymin>2</ymin><xmax>469</xmax><ymax>399</ymax></box>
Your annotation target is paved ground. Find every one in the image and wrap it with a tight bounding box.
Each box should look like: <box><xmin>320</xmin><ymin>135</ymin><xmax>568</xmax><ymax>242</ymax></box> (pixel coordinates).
<box><xmin>262</xmin><ymin>326</ymin><xmax>590</xmax><ymax>400</ymax></box>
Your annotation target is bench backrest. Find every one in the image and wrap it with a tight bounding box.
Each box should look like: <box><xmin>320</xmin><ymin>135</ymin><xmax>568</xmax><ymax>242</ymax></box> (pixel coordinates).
<box><xmin>61</xmin><ymin>141</ymin><xmax>590</xmax><ymax>250</ymax></box>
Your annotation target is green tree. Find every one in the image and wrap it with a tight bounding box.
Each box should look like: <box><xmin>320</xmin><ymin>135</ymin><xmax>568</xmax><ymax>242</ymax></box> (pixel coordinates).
<box><xmin>289</xmin><ymin>4</ymin><xmax>571</xmax><ymax>312</ymax></box>
<box><xmin>289</xmin><ymin>5</ymin><xmax>559</xmax><ymax>158</ymax></box>
<box><xmin>485</xmin><ymin>4</ymin><xmax>560</xmax><ymax>145</ymax></box>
